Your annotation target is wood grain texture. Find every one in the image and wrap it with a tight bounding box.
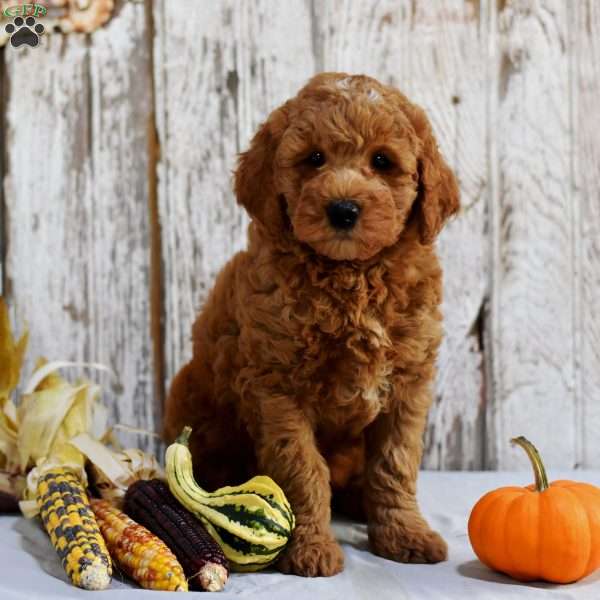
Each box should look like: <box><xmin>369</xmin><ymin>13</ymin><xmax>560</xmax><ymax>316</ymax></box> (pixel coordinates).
<box><xmin>573</xmin><ymin>1</ymin><xmax>600</xmax><ymax>468</ymax></box>
<box><xmin>87</xmin><ymin>1</ymin><xmax>159</xmax><ymax>451</ymax></box>
<box><xmin>0</xmin><ymin>45</ymin><xmax>6</xmax><ymax>296</ymax></box>
<box><xmin>3</xmin><ymin>3</ymin><xmax>159</xmax><ymax>451</ymax></box>
<box><xmin>154</xmin><ymin>0</ymin><xmax>315</xmax><ymax>387</ymax></box>
<box><xmin>4</xmin><ymin>34</ymin><xmax>92</xmax><ymax>375</ymax></box>
<box><xmin>488</xmin><ymin>0</ymin><xmax>576</xmax><ymax>469</ymax></box>
<box><xmin>311</xmin><ymin>0</ymin><xmax>489</xmax><ymax>468</ymax></box>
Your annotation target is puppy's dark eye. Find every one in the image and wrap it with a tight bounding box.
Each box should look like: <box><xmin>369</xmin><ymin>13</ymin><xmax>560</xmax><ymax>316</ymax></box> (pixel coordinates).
<box><xmin>307</xmin><ymin>151</ymin><xmax>326</xmax><ymax>167</ymax></box>
<box><xmin>371</xmin><ymin>152</ymin><xmax>394</xmax><ymax>171</ymax></box>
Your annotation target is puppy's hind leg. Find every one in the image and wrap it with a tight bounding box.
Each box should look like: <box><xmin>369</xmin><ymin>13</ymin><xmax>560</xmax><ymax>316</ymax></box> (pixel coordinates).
<box><xmin>163</xmin><ymin>360</ymin><xmax>203</xmax><ymax>443</ymax></box>
<box><xmin>164</xmin><ymin>361</ymin><xmax>254</xmax><ymax>491</ymax></box>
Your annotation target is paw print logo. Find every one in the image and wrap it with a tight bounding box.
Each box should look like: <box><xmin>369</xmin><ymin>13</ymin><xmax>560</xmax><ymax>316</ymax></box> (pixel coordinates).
<box><xmin>5</xmin><ymin>16</ymin><xmax>45</xmax><ymax>48</ymax></box>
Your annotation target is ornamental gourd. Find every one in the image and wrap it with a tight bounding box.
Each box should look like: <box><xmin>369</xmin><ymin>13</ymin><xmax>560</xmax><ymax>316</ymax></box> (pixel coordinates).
<box><xmin>165</xmin><ymin>426</ymin><xmax>295</xmax><ymax>571</ymax></box>
<box><xmin>468</xmin><ymin>436</ymin><xmax>600</xmax><ymax>584</ymax></box>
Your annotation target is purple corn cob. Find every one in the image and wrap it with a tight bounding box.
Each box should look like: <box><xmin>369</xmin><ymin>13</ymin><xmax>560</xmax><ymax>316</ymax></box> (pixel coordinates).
<box><xmin>124</xmin><ymin>479</ymin><xmax>229</xmax><ymax>591</ymax></box>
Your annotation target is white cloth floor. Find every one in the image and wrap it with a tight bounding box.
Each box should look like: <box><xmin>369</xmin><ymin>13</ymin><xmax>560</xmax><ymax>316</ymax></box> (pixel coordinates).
<box><xmin>1</xmin><ymin>471</ymin><xmax>599</xmax><ymax>599</ymax></box>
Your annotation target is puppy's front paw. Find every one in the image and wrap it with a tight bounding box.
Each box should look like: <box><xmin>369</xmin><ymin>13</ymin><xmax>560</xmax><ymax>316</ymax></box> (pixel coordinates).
<box><xmin>277</xmin><ymin>529</ymin><xmax>344</xmax><ymax>577</ymax></box>
<box><xmin>369</xmin><ymin>521</ymin><xmax>447</xmax><ymax>564</ymax></box>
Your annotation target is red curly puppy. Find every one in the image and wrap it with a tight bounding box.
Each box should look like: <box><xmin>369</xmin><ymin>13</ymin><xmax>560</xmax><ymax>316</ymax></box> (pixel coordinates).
<box><xmin>164</xmin><ymin>72</ymin><xmax>459</xmax><ymax>577</ymax></box>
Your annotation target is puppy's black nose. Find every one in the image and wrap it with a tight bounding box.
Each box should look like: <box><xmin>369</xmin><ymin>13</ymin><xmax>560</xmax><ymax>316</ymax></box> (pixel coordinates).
<box><xmin>326</xmin><ymin>199</ymin><xmax>361</xmax><ymax>230</ymax></box>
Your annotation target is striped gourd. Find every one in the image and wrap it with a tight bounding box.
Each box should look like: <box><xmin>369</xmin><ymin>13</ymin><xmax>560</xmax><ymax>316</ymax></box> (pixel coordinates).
<box><xmin>165</xmin><ymin>426</ymin><xmax>295</xmax><ymax>571</ymax></box>
<box><xmin>37</xmin><ymin>468</ymin><xmax>112</xmax><ymax>590</ymax></box>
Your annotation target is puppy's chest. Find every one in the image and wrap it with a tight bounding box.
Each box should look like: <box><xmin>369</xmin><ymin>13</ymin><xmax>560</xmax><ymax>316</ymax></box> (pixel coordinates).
<box><xmin>291</xmin><ymin>281</ymin><xmax>397</xmax><ymax>429</ymax></box>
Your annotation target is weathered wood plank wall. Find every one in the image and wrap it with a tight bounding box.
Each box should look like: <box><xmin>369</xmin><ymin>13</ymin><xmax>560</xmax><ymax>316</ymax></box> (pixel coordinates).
<box><xmin>1</xmin><ymin>1</ymin><xmax>160</xmax><ymax>452</ymax></box>
<box><xmin>573</xmin><ymin>1</ymin><xmax>600</xmax><ymax>468</ymax></box>
<box><xmin>489</xmin><ymin>1</ymin><xmax>576</xmax><ymax>468</ymax></box>
<box><xmin>487</xmin><ymin>0</ymin><xmax>600</xmax><ymax>469</ymax></box>
<box><xmin>0</xmin><ymin>0</ymin><xmax>598</xmax><ymax>469</ymax></box>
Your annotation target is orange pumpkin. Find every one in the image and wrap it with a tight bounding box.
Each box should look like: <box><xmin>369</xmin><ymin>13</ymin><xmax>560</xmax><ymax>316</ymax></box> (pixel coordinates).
<box><xmin>468</xmin><ymin>436</ymin><xmax>600</xmax><ymax>584</ymax></box>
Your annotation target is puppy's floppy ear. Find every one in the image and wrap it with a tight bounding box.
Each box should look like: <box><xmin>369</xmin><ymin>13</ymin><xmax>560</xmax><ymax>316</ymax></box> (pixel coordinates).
<box><xmin>234</xmin><ymin>103</ymin><xmax>289</xmax><ymax>233</ymax></box>
<box><xmin>409</xmin><ymin>105</ymin><xmax>460</xmax><ymax>244</ymax></box>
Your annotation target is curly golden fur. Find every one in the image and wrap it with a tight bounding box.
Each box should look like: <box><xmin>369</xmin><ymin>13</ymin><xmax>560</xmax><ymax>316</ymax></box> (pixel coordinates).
<box><xmin>164</xmin><ymin>72</ymin><xmax>460</xmax><ymax>577</ymax></box>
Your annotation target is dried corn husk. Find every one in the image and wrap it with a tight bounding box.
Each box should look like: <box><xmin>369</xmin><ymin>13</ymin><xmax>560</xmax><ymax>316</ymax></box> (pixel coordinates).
<box><xmin>70</xmin><ymin>432</ymin><xmax>163</xmax><ymax>508</ymax></box>
<box><xmin>0</xmin><ymin>297</ymin><xmax>160</xmax><ymax>516</ymax></box>
<box><xmin>0</xmin><ymin>298</ymin><xmax>28</xmax><ymax>503</ymax></box>
<box><xmin>0</xmin><ymin>299</ymin><xmax>27</xmax><ymax>442</ymax></box>
<box><xmin>18</xmin><ymin>361</ymin><xmax>112</xmax><ymax>517</ymax></box>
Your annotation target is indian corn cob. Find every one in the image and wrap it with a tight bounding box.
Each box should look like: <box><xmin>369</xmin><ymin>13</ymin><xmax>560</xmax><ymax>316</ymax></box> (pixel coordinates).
<box><xmin>37</xmin><ymin>468</ymin><xmax>111</xmax><ymax>590</ymax></box>
<box><xmin>91</xmin><ymin>498</ymin><xmax>187</xmax><ymax>591</ymax></box>
<box><xmin>124</xmin><ymin>478</ymin><xmax>229</xmax><ymax>591</ymax></box>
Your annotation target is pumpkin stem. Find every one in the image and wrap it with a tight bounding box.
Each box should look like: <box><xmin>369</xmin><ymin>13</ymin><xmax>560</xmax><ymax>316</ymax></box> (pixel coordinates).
<box><xmin>176</xmin><ymin>426</ymin><xmax>192</xmax><ymax>446</ymax></box>
<box><xmin>511</xmin><ymin>436</ymin><xmax>549</xmax><ymax>492</ymax></box>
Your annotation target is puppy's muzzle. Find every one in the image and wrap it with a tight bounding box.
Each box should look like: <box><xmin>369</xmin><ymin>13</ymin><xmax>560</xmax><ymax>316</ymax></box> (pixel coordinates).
<box><xmin>326</xmin><ymin>199</ymin><xmax>361</xmax><ymax>231</ymax></box>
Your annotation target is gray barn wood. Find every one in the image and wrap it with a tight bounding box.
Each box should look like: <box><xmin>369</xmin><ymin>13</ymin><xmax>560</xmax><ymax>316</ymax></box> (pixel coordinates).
<box><xmin>1</xmin><ymin>0</ymin><xmax>598</xmax><ymax>469</ymax></box>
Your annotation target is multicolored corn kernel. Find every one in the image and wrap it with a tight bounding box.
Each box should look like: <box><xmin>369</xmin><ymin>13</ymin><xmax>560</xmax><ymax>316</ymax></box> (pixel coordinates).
<box><xmin>91</xmin><ymin>498</ymin><xmax>187</xmax><ymax>591</ymax></box>
<box><xmin>37</xmin><ymin>468</ymin><xmax>111</xmax><ymax>590</ymax></box>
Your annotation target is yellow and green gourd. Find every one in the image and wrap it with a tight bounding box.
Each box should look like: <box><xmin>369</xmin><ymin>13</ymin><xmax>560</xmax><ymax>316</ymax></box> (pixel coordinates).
<box><xmin>165</xmin><ymin>426</ymin><xmax>295</xmax><ymax>571</ymax></box>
